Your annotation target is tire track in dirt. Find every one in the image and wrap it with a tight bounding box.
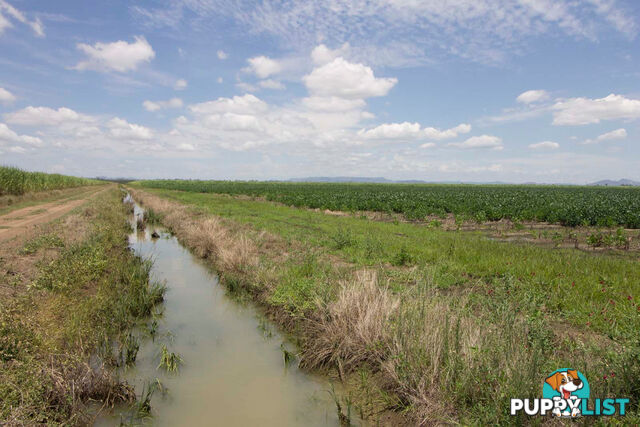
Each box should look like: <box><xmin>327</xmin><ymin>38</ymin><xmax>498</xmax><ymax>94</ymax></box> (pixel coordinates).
<box><xmin>0</xmin><ymin>185</ymin><xmax>112</xmax><ymax>243</ymax></box>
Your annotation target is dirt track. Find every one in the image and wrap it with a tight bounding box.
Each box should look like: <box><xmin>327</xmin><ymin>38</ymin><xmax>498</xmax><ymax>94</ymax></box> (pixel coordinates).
<box><xmin>0</xmin><ymin>185</ymin><xmax>110</xmax><ymax>243</ymax></box>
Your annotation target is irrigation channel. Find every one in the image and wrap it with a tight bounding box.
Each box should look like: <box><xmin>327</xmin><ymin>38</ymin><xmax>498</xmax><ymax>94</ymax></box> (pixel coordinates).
<box><xmin>98</xmin><ymin>197</ymin><xmax>352</xmax><ymax>425</ymax></box>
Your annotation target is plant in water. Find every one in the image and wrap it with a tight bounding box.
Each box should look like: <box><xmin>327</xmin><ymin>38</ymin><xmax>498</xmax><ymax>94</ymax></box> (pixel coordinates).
<box><xmin>157</xmin><ymin>344</ymin><xmax>181</xmax><ymax>372</ymax></box>
<box><xmin>136</xmin><ymin>215</ymin><xmax>146</xmax><ymax>231</ymax></box>
<box><xmin>280</xmin><ymin>343</ymin><xmax>295</xmax><ymax>367</ymax></box>
<box><xmin>329</xmin><ymin>384</ymin><xmax>352</xmax><ymax>427</ymax></box>
<box><xmin>148</xmin><ymin>319</ymin><xmax>158</xmax><ymax>340</ymax></box>
<box><xmin>120</xmin><ymin>333</ymin><xmax>140</xmax><ymax>367</ymax></box>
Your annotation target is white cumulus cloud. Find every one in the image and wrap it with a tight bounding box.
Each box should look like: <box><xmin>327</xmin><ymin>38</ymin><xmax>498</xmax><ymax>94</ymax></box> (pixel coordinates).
<box><xmin>107</xmin><ymin>117</ymin><xmax>153</xmax><ymax>140</ymax></box>
<box><xmin>529</xmin><ymin>141</ymin><xmax>560</xmax><ymax>150</ymax></box>
<box><xmin>4</xmin><ymin>106</ymin><xmax>94</xmax><ymax>126</ymax></box>
<box><xmin>244</xmin><ymin>56</ymin><xmax>282</xmax><ymax>78</ymax></box>
<box><xmin>174</xmin><ymin>78</ymin><xmax>188</xmax><ymax>90</ymax></box>
<box><xmin>448</xmin><ymin>135</ymin><xmax>503</xmax><ymax>150</ymax></box>
<box><xmin>0</xmin><ymin>87</ymin><xmax>16</xmax><ymax>104</ymax></box>
<box><xmin>357</xmin><ymin>122</ymin><xmax>471</xmax><ymax>142</ymax></box>
<box><xmin>582</xmin><ymin>128</ymin><xmax>627</xmax><ymax>144</ymax></box>
<box><xmin>217</xmin><ymin>50</ymin><xmax>228</xmax><ymax>60</ymax></box>
<box><xmin>552</xmin><ymin>94</ymin><xmax>640</xmax><ymax>125</ymax></box>
<box><xmin>190</xmin><ymin>94</ymin><xmax>269</xmax><ymax>115</ymax></box>
<box><xmin>0</xmin><ymin>122</ymin><xmax>42</xmax><ymax>146</ymax></box>
<box><xmin>311</xmin><ymin>43</ymin><xmax>351</xmax><ymax>65</ymax></box>
<box><xmin>303</xmin><ymin>57</ymin><xmax>397</xmax><ymax>99</ymax></box>
<box><xmin>74</xmin><ymin>36</ymin><xmax>155</xmax><ymax>73</ymax></box>
<box><xmin>516</xmin><ymin>90</ymin><xmax>550</xmax><ymax>104</ymax></box>
<box><xmin>143</xmin><ymin>98</ymin><xmax>183</xmax><ymax>112</ymax></box>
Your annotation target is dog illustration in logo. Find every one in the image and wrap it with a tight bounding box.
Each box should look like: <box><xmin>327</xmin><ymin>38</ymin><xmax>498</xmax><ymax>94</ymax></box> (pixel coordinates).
<box><xmin>545</xmin><ymin>369</ymin><xmax>584</xmax><ymax>417</ymax></box>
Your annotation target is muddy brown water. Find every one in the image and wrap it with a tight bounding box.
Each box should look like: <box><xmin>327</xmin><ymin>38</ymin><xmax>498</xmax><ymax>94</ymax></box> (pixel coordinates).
<box><xmin>97</xmin><ymin>200</ymin><xmax>350</xmax><ymax>425</ymax></box>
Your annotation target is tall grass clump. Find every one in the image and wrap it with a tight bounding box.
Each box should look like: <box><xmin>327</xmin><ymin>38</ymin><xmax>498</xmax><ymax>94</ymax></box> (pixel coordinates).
<box><xmin>0</xmin><ymin>165</ymin><xmax>99</xmax><ymax>196</ymax></box>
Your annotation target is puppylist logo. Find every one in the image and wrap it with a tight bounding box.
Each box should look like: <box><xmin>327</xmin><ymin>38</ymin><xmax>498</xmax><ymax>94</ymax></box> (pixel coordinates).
<box><xmin>510</xmin><ymin>369</ymin><xmax>630</xmax><ymax>418</ymax></box>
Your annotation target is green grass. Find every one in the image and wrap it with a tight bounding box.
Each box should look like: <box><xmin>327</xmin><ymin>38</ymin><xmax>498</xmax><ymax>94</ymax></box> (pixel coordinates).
<box><xmin>0</xmin><ymin>189</ymin><xmax>164</xmax><ymax>424</ymax></box>
<box><xmin>133</xmin><ymin>185</ymin><xmax>640</xmax><ymax>424</ymax></box>
<box><xmin>136</xmin><ymin>179</ymin><xmax>640</xmax><ymax>227</ymax></box>
<box><xmin>0</xmin><ymin>165</ymin><xmax>99</xmax><ymax>196</ymax></box>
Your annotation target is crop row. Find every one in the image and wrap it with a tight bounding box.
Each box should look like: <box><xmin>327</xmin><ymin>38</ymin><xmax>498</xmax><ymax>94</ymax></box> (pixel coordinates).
<box><xmin>138</xmin><ymin>180</ymin><xmax>640</xmax><ymax>228</ymax></box>
<box><xmin>0</xmin><ymin>166</ymin><xmax>99</xmax><ymax>196</ymax></box>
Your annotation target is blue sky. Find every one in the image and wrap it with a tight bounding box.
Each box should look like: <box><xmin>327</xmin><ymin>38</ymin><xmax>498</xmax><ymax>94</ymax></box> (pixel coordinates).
<box><xmin>1</xmin><ymin>0</ymin><xmax>639</xmax><ymax>183</ymax></box>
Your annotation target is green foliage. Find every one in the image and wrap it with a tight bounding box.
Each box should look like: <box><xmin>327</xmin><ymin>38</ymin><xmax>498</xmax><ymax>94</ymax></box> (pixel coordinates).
<box><xmin>157</xmin><ymin>344</ymin><xmax>181</xmax><ymax>372</ymax></box>
<box><xmin>20</xmin><ymin>234</ymin><xmax>65</xmax><ymax>255</ymax></box>
<box><xmin>137</xmin><ymin>180</ymin><xmax>640</xmax><ymax>228</ymax></box>
<box><xmin>390</xmin><ymin>246</ymin><xmax>412</xmax><ymax>266</ymax></box>
<box><xmin>330</xmin><ymin>227</ymin><xmax>355</xmax><ymax>249</ymax></box>
<box><xmin>0</xmin><ymin>165</ymin><xmax>99</xmax><ymax>196</ymax></box>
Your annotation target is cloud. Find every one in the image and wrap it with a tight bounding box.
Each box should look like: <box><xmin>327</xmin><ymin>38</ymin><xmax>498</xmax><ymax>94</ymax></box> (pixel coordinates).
<box><xmin>107</xmin><ymin>117</ymin><xmax>153</xmax><ymax>140</ymax></box>
<box><xmin>582</xmin><ymin>128</ymin><xmax>627</xmax><ymax>144</ymax></box>
<box><xmin>174</xmin><ymin>78</ymin><xmax>188</xmax><ymax>90</ymax></box>
<box><xmin>358</xmin><ymin>122</ymin><xmax>421</xmax><ymax>140</ymax></box>
<box><xmin>423</xmin><ymin>123</ymin><xmax>471</xmax><ymax>140</ymax></box>
<box><xmin>217</xmin><ymin>50</ymin><xmax>228</xmax><ymax>60</ymax></box>
<box><xmin>0</xmin><ymin>0</ymin><xmax>44</xmax><ymax>37</ymax></box>
<box><xmin>4</xmin><ymin>106</ymin><xmax>94</xmax><ymax>126</ymax></box>
<box><xmin>517</xmin><ymin>89</ymin><xmax>550</xmax><ymax>104</ymax></box>
<box><xmin>135</xmin><ymin>0</ymin><xmax>638</xmax><ymax>67</ymax></box>
<box><xmin>357</xmin><ymin>122</ymin><xmax>470</xmax><ymax>141</ymax></box>
<box><xmin>0</xmin><ymin>86</ymin><xmax>15</xmax><ymax>104</ymax></box>
<box><xmin>311</xmin><ymin>43</ymin><xmax>351</xmax><ymax>65</ymax></box>
<box><xmin>244</xmin><ymin>56</ymin><xmax>282</xmax><ymax>78</ymax></box>
<box><xmin>303</xmin><ymin>58</ymin><xmax>397</xmax><ymax>99</ymax></box>
<box><xmin>529</xmin><ymin>141</ymin><xmax>560</xmax><ymax>150</ymax></box>
<box><xmin>448</xmin><ymin>135</ymin><xmax>503</xmax><ymax>150</ymax></box>
<box><xmin>74</xmin><ymin>36</ymin><xmax>155</xmax><ymax>72</ymax></box>
<box><xmin>190</xmin><ymin>94</ymin><xmax>269</xmax><ymax>115</ymax></box>
<box><xmin>552</xmin><ymin>94</ymin><xmax>640</xmax><ymax>125</ymax></box>
<box><xmin>143</xmin><ymin>98</ymin><xmax>183</xmax><ymax>112</ymax></box>
<box><xmin>301</xmin><ymin>97</ymin><xmax>366</xmax><ymax>113</ymax></box>
<box><xmin>259</xmin><ymin>79</ymin><xmax>286</xmax><ymax>90</ymax></box>
<box><xmin>217</xmin><ymin>77</ymin><xmax>223</xmax><ymax>84</ymax></box>
<box><xmin>7</xmin><ymin>145</ymin><xmax>26</xmax><ymax>154</ymax></box>
<box><xmin>0</xmin><ymin>122</ymin><xmax>42</xmax><ymax>146</ymax></box>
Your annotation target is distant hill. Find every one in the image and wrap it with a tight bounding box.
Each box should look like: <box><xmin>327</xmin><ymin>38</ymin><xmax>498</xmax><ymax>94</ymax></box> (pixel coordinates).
<box><xmin>590</xmin><ymin>179</ymin><xmax>640</xmax><ymax>187</ymax></box>
<box><xmin>290</xmin><ymin>176</ymin><xmax>400</xmax><ymax>183</ymax></box>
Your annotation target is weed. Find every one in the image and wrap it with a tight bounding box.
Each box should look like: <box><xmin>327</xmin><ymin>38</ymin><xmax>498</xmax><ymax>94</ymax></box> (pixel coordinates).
<box><xmin>280</xmin><ymin>343</ymin><xmax>296</xmax><ymax>367</ymax></box>
<box><xmin>390</xmin><ymin>246</ymin><xmax>412</xmax><ymax>266</ymax></box>
<box><xmin>331</xmin><ymin>228</ymin><xmax>355</xmax><ymax>249</ymax></box>
<box><xmin>157</xmin><ymin>345</ymin><xmax>181</xmax><ymax>373</ymax></box>
<box><xmin>20</xmin><ymin>233</ymin><xmax>65</xmax><ymax>255</ymax></box>
<box><xmin>329</xmin><ymin>384</ymin><xmax>352</xmax><ymax>427</ymax></box>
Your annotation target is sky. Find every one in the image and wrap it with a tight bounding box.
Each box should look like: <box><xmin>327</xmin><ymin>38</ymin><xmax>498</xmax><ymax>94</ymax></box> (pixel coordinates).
<box><xmin>0</xmin><ymin>0</ymin><xmax>639</xmax><ymax>183</ymax></box>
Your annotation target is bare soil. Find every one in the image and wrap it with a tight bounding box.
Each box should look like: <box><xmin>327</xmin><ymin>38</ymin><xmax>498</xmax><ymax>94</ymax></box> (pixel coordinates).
<box><xmin>0</xmin><ymin>186</ymin><xmax>109</xmax><ymax>243</ymax></box>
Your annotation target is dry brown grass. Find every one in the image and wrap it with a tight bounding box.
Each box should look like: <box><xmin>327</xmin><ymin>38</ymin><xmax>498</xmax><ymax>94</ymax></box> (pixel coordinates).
<box><xmin>301</xmin><ymin>270</ymin><xmax>399</xmax><ymax>373</ymax></box>
<box><xmin>129</xmin><ymin>189</ymin><xmax>259</xmax><ymax>275</ymax></box>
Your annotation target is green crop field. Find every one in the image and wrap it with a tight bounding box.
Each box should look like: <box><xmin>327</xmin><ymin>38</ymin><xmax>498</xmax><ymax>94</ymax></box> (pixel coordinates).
<box><xmin>0</xmin><ymin>166</ymin><xmax>99</xmax><ymax>196</ymax></box>
<box><xmin>137</xmin><ymin>180</ymin><xmax>640</xmax><ymax>228</ymax></box>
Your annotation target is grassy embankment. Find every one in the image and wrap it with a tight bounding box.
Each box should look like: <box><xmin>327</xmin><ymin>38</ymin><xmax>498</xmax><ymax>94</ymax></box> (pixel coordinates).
<box><xmin>129</xmin><ymin>185</ymin><xmax>640</xmax><ymax>425</ymax></box>
<box><xmin>0</xmin><ymin>188</ymin><xmax>164</xmax><ymax>424</ymax></box>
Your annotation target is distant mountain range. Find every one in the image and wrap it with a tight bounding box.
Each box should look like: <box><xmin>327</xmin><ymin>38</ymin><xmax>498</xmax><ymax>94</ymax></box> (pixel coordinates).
<box><xmin>289</xmin><ymin>176</ymin><xmax>429</xmax><ymax>183</ymax></box>
<box><xmin>290</xmin><ymin>177</ymin><xmax>640</xmax><ymax>186</ymax></box>
<box><xmin>589</xmin><ymin>179</ymin><xmax>640</xmax><ymax>186</ymax></box>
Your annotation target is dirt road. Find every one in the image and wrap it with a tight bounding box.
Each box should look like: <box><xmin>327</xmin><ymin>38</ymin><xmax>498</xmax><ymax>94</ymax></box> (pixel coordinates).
<box><xmin>0</xmin><ymin>185</ymin><xmax>111</xmax><ymax>242</ymax></box>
